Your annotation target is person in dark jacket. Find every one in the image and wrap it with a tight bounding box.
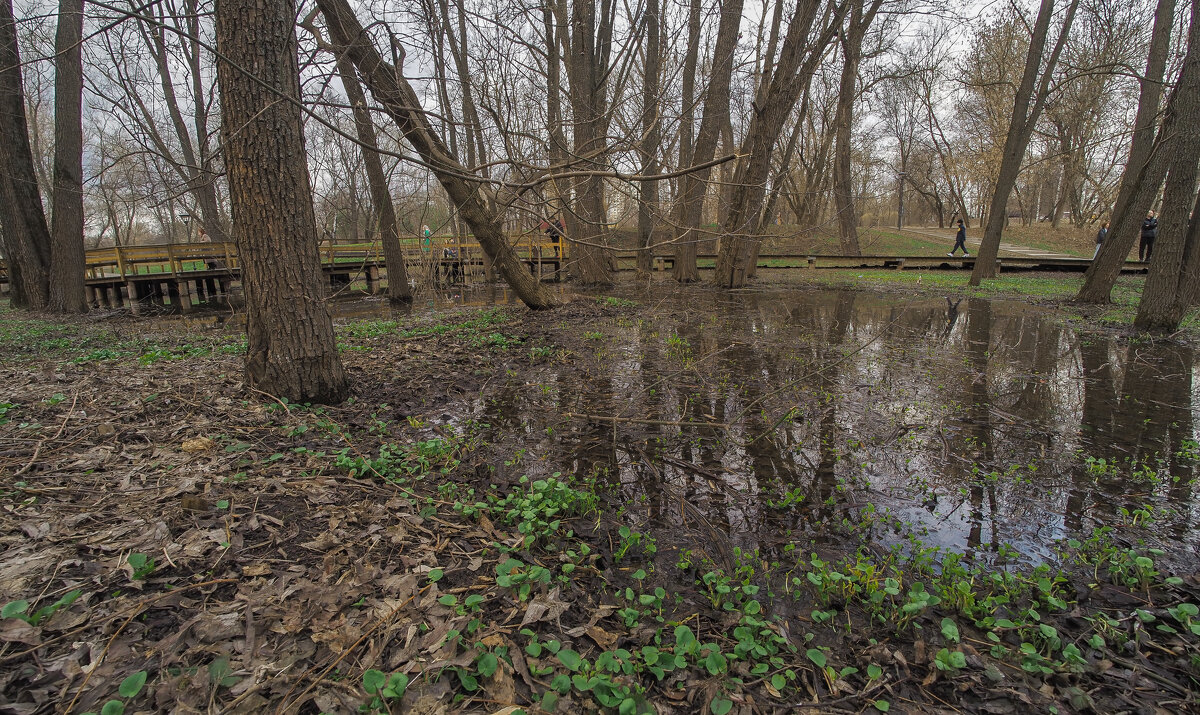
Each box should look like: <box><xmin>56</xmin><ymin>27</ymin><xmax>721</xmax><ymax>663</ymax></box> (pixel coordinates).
<box><xmin>948</xmin><ymin>219</ymin><xmax>969</xmax><ymax>256</ymax></box>
<box><xmin>1093</xmin><ymin>220</ymin><xmax>1108</xmax><ymax>259</ymax></box>
<box><xmin>1140</xmin><ymin>211</ymin><xmax>1157</xmax><ymax>261</ymax></box>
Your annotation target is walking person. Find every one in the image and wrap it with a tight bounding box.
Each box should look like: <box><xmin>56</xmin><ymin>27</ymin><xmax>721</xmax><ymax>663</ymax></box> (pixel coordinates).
<box><xmin>1140</xmin><ymin>211</ymin><xmax>1157</xmax><ymax>261</ymax></box>
<box><xmin>1093</xmin><ymin>220</ymin><xmax>1109</xmax><ymax>259</ymax></box>
<box><xmin>948</xmin><ymin>219</ymin><xmax>969</xmax><ymax>257</ymax></box>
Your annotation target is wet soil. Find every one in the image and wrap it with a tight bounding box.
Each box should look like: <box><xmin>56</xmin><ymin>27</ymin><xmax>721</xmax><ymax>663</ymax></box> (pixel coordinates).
<box><xmin>0</xmin><ymin>282</ymin><xmax>1197</xmax><ymax>714</ymax></box>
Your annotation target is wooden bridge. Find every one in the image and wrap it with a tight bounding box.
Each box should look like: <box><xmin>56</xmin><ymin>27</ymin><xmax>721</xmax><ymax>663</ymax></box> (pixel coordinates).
<box><xmin>0</xmin><ymin>237</ymin><xmax>1146</xmax><ymax>313</ymax></box>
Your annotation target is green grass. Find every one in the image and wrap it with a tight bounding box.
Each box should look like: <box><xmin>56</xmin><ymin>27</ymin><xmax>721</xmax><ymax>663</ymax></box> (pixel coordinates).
<box><xmin>793</xmin><ymin>269</ymin><xmax>1200</xmax><ymax>332</ymax></box>
<box><xmin>854</xmin><ymin>228</ymin><xmax>950</xmax><ymax>255</ymax></box>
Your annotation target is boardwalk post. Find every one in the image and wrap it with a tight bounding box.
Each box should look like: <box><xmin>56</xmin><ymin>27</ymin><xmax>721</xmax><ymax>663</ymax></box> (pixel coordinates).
<box><xmin>366</xmin><ymin>264</ymin><xmax>380</xmax><ymax>294</ymax></box>
<box><xmin>126</xmin><ymin>281</ymin><xmax>141</xmax><ymax>315</ymax></box>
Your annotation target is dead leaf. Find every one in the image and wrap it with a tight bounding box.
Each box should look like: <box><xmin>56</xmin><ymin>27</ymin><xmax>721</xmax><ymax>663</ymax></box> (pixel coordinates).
<box><xmin>181</xmin><ymin>437</ymin><xmax>215</xmax><ymax>453</ymax></box>
<box><xmin>520</xmin><ymin>588</ymin><xmax>568</xmax><ymax>627</ymax></box>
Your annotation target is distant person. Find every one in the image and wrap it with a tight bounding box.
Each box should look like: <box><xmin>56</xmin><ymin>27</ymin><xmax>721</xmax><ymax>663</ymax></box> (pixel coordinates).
<box><xmin>1140</xmin><ymin>211</ymin><xmax>1157</xmax><ymax>261</ymax></box>
<box><xmin>1093</xmin><ymin>221</ymin><xmax>1108</xmax><ymax>259</ymax></box>
<box><xmin>421</xmin><ymin>224</ymin><xmax>432</xmax><ymax>251</ymax></box>
<box><xmin>948</xmin><ymin>219</ymin><xmax>969</xmax><ymax>257</ymax></box>
<box><xmin>544</xmin><ymin>218</ymin><xmax>564</xmax><ymax>257</ymax></box>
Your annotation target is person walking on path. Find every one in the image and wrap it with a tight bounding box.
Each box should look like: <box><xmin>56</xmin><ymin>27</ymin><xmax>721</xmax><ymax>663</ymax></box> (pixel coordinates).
<box><xmin>1094</xmin><ymin>221</ymin><xmax>1109</xmax><ymax>259</ymax></box>
<box><xmin>1140</xmin><ymin>211</ymin><xmax>1157</xmax><ymax>261</ymax></box>
<box><xmin>948</xmin><ymin>219</ymin><xmax>969</xmax><ymax>256</ymax></box>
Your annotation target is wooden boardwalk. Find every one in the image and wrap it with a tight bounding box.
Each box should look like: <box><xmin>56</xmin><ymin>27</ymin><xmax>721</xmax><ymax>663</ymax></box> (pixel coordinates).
<box><xmin>0</xmin><ymin>238</ymin><xmax>1146</xmax><ymax>313</ymax></box>
<box><xmin>0</xmin><ymin>236</ymin><xmax>566</xmax><ymax>313</ymax></box>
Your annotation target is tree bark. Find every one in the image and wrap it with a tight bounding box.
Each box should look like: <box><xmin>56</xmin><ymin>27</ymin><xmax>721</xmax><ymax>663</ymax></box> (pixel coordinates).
<box><xmin>336</xmin><ymin>55</ymin><xmax>413</xmax><ymax>302</ymax></box>
<box><xmin>969</xmin><ymin>0</ymin><xmax>1079</xmax><ymax>286</ymax></box>
<box><xmin>215</xmin><ymin>0</ymin><xmax>348</xmax><ymax>403</ymax></box>
<box><xmin>636</xmin><ymin>0</ymin><xmax>661</xmax><ymax>275</ymax></box>
<box><xmin>0</xmin><ymin>0</ymin><xmax>51</xmax><ymax>309</ymax></box>
<box><xmin>316</xmin><ymin>0</ymin><xmax>560</xmax><ymax>309</ymax></box>
<box><xmin>49</xmin><ymin>0</ymin><xmax>87</xmax><ymax>313</ymax></box>
<box><xmin>1134</xmin><ymin>0</ymin><xmax>1200</xmax><ymax>333</ymax></box>
<box><xmin>1077</xmin><ymin>0</ymin><xmax>1177</xmax><ymax>302</ymax></box>
<box><xmin>671</xmin><ymin>0</ymin><xmax>702</xmax><ymax>282</ymax></box>
<box><xmin>564</xmin><ymin>0</ymin><xmax>616</xmax><ymax>285</ymax></box>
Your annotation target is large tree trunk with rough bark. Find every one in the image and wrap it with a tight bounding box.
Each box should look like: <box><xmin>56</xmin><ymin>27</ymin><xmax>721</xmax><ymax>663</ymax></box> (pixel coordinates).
<box><xmin>1077</xmin><ymin>0</ymin><xmax>1177</xmax><ymax>303</ymax></box>
<box><xmin>316</xmin><ymin>0</ymin><xmax>560</xmax><ymax>309</ymax></box>
<box><xmin>0</xmin><ymin>0</ymin><xmax>51</xmax><ymax>309</ymax></box>
<box><xmin>216</xmin><ymin>0</ymin><xmax>348</xmax><ymax>403</ymax></box>
<box><xmin>969</xmin><ymin>0</ymin><xmax>1079</xmax><ymax>285</ymax></box>
<box><xmin>1134</xmin><ymin>1</ymin><xmax>1200</xmax><ymax>333</ymax></box>
<box><xmin>336</xmin><ymin>56</ymin><xmax>412</xmax><ymax>303</ymax></box>
<box><xmin>49</xmin><ymin>0</ymin><xmax>86</xmax><ymax>313</ymax></box>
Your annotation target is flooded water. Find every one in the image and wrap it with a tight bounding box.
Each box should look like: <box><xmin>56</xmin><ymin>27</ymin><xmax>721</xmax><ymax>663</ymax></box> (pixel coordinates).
<box><xmin>348</xmin><ymin>285</ymin><xmax>1200</xmax><ymax>565</ymax></box>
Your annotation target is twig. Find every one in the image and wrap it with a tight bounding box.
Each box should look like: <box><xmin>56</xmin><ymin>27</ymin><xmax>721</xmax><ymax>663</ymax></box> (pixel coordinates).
<box><xmin>274</xmin><ymin>584</ymin><xmax>432</xmax><ymax>714</ymax></box>
<box><xmin>13</xmin><ymin>394</ymin><xmax>78</xmax><ymax>477</ymax></box>
<box><xmin>560</xmin><ymin>412</ymin><xmax>729</xmax><ymax>428</ymax></box>
<box><xmin>60</xmin><ymin>579</ymin><xmax>238</xmax><ymax>714</ymax></box>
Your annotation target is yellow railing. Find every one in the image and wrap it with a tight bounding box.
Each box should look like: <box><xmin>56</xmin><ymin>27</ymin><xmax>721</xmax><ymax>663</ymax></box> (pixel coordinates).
<box><xmin>76</xmin><ymin>234</ymin><xmax>564</xmax><ymax>281</ymax></box>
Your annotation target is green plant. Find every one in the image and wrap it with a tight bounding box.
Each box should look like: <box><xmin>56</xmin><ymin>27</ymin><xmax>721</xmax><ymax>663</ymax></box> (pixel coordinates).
<box><xmin>2</xmin><ymin>589</ymin><xmax>82</xmax><ymax>626</ymax></box>
<box><xmin>126</xmin><ymin>553</ymin><xmax>156</xmax><ymax>580</ymax></box>
<box><xmin>362</xmin><ymin>668</ymin><xmax>409</xmax><ymax>712</ymax></box>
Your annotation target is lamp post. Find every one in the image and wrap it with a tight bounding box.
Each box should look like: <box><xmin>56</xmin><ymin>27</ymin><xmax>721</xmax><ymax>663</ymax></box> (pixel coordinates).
<box><xmin>178</xmin><ymin>212</ymin><xmax>192</xmax><ymax>243</ymax></box>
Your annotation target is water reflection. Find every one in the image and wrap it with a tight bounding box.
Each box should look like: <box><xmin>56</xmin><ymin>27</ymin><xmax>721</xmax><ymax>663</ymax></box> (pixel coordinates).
<box><xmin>460</xmin><ymin>286</ymin><xmax>1197</xmax><ymax>563</ymax></box>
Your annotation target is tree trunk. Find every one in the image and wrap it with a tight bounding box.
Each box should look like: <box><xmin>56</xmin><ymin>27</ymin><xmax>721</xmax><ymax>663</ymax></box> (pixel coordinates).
<box><xmin>565</xmin><ymin>0</ymin><xmax>615</xmax><ymax>285</ymax></box>
<box><xmin>216</xmin><ymin>0</ymin><xmax>348</xmax><ymax>403</ymax></box>
<box><xmin>636</xmin><ymin>0</ymin><xmax>661</xmax><ymax>276</ymax></box>
<box><xmin>832</xmin><ymin>0</ymin><xmax>872</xmax><ymax>256</ymax></box>
<box><xmin>0</xmin><ymin>0</ymin><xmax>51</xmax><ymax>309</ymax></box>
<box><xmin>672</xmin><ymin>0</ymin><xmax>742</xmax><ymax>282</ymax></box>
<box><xmin>1077</xmin><ymin>0</ymin><xmax>1177</xmax><ymax>303</ymax></box>
<box><xmin>714</xmin><ymin>0</ymin><xmax>847</xmax><ymax>288</ymax></box>
<box><xmin>49</xmin><ymin>0</ymin><xmax>86</xmax><ymax>313</ymax></box>
<box><xmin>671</xmin><ymin>0</ymin><xmax>702</xmax><ymax>282</ymax></box>
<box><xmin>336</xmin><ymin>55</ymin><xmax>413</xmax><ymax>302</ymax></box>
<box><xmin>1134</xmin><ymin>0</ymin><xmax>1200</xmax><ymax>333</ymax></box>
<box><xmin>316</xmin><ymin>0</ymin><xmax>560</xmax><ymax>309</ymax></box>
<box><xmin>969</xmin><ymin>0</ymin><xmax>1079</xmax><ymax>285</ymax></box>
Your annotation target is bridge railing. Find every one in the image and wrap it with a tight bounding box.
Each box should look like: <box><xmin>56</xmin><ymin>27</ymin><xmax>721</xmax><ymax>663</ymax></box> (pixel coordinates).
<box><xmin>9</xmin><ymin>233</ymin><xmax>568</xmax><ymax>285</ymax></box>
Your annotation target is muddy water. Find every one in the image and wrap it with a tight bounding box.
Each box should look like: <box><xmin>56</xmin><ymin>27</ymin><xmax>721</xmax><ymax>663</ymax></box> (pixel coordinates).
<box><xmin>359</xmin><ymin>285</ymin><xmax>1200</xmax><ymax>565</ymax></box>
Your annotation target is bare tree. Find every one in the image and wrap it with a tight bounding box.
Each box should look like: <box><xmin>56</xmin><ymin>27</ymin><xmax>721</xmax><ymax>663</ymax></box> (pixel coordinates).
<box><xmin>1078</xmin><ymin>0</ymin><xmax>1177</xmax><ymax>302</ymax></box>
<box><xmin>831</xmin><ymin>0</ymin><xmax>885</xmax><ymax>256</ymax></box>
<box><xmin>315</xmin><ymin>0</ymin><xmax>561</xmax><ymax>309</ymax></box>
<box><xmin>715</xmin><ymin>0</ymin><xmax>849</xmax><ymax>288</ymax></box>
<box><xmin>672</xmin><ymin>0</ymin><xmax>744</xmax><ymax>283</ymax></box>
<box><xmin>969</xmin><ymin>0</ymin><xmax>1081</xmax><ymax>285</ymax></box>
<box><xmin>215</xmin><ymin>0</ymin><xmax>348</xmax><ymax>402</ymax></box>
<box><xmin>1134</xmin><ymin>0</ymin><xmax>1200</xmax><ymax>332</ymax></box>
<box><xmin>335</xmin><ymin>54</ymin><xmax>413</xmax><ymax>302</ymax></box>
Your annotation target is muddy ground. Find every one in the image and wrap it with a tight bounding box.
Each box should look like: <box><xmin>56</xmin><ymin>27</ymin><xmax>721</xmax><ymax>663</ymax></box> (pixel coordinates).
<box><xmin>0</xmin><ymin>280</ymin><xmax>1197</xmax><ymax>714</ymax></box>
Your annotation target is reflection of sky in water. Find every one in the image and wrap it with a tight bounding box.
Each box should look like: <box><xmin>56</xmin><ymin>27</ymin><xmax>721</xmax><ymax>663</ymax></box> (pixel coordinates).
<box><xmin>351</xmin><ymin>285</ymin><xmax>1200</xmax><ymax>565</ymax></box>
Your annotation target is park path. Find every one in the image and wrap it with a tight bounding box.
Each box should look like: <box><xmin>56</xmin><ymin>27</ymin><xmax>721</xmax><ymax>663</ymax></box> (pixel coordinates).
<box><xmin>898</xmin><ymin>226</ymin><xmax>1079</xmax><ymax>260</ymax></box>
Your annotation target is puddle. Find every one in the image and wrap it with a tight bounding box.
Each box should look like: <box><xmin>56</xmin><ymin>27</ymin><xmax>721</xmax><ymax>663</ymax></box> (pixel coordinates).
<box><xmin>452</xmin><ymin>286</ymin><xmax>1198</xmax><ymax>567</ymax></box>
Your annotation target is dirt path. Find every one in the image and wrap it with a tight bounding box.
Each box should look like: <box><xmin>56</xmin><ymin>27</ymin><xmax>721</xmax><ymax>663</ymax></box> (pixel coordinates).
<box><xmin>899</xmin><ymin>226</ymin><xmax>1080</xmax><ymax>259</ymax></box>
